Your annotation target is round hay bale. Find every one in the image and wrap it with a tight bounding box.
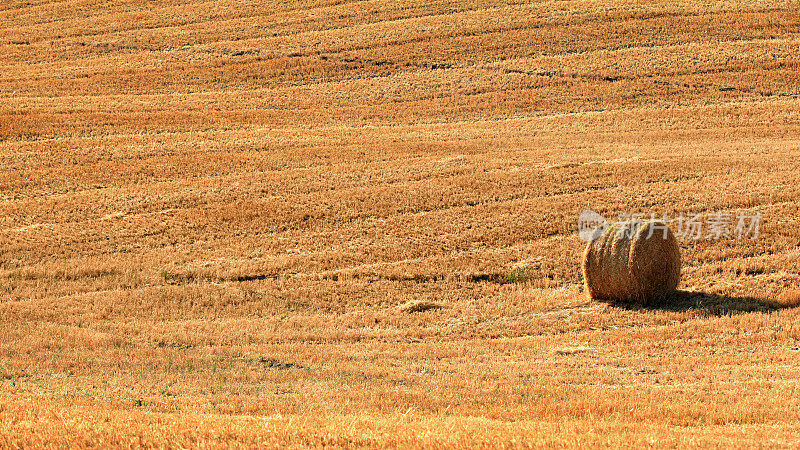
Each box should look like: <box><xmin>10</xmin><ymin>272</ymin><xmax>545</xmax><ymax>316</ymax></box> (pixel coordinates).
<box><xmin>582</xmin><ymin>219</ymin><xmax>681</xmax><ymax>304</ymax></box>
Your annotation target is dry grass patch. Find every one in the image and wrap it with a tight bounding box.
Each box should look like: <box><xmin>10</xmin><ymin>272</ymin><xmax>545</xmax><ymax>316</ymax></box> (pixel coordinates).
<box><xmin>398</xmin><ymin>300</ymin><xmax>444</xmax><ymax>313</ymax></box>
<box><xmin>1</xmin><ymin>0</ymin><xmax>800</xmax><ymax>446</ymax></box>
<box><xmin>777</xmin><ymin>289</ymin><xmax>800</xmax><ymax>308</ymax></box>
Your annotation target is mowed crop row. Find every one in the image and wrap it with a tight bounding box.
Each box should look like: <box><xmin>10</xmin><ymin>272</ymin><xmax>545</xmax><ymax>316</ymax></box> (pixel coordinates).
<box><xmin>1</xmin><ymin>0</ymin><xmax>800</xmax><ymax>446</ymax></box>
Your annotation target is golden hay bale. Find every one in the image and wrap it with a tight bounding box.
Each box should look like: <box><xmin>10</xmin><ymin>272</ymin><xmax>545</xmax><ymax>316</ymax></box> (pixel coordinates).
<box><xmin>582</xmin><ymin>219</ymin><xmax>681</xmax><ymax>304</ymax></box>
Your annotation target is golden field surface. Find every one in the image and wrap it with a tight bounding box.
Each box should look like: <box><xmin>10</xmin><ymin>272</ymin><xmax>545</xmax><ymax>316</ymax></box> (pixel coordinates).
<box><xmin>2</xmin><ymin>0</ymin><xmax>800</xmax><ymax>446</ymax></box>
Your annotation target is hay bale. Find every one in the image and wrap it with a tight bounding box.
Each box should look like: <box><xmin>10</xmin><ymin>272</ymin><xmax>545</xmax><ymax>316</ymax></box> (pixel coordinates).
<box><xmin>582</xmin><ymin>219</ymin><xmax>681</xmax><ymax>304</ymax></box>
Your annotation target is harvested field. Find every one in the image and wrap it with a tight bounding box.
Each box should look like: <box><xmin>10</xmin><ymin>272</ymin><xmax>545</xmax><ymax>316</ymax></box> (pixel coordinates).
<box><xmin>1</xmin><ymin>0</ymin><xmax>800</xmax><ymax>446</ymax></box>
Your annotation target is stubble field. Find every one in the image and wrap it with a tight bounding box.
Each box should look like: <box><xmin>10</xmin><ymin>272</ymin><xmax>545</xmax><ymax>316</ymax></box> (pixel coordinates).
<box><xmin>2</xmin><ymin>0</ymin><xmax>800</xmax><ymax>447</ymax></box>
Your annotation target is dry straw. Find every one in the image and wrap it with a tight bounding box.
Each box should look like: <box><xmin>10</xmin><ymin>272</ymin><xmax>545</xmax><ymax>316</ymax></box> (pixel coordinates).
<box><xmin>398</xmin><ymin>300</ymin><xmax>443</xmax><ymax>313</ymax></box>
<box><xmin>582</xmin><ymin>219</ymin><xmax>681</xmax><ymax>304</ymax></box>
<box><xmin>777</xmin><ymin>290</ymin><xmax>800</xmax><ymax>308</ymax></box>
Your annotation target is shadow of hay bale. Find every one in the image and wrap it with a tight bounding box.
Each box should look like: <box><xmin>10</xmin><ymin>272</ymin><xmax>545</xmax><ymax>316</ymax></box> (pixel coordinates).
<box><xmin>604</xmin><ymin>289</ymin><xmax>788</xmax><ymax>316</ymax></box>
